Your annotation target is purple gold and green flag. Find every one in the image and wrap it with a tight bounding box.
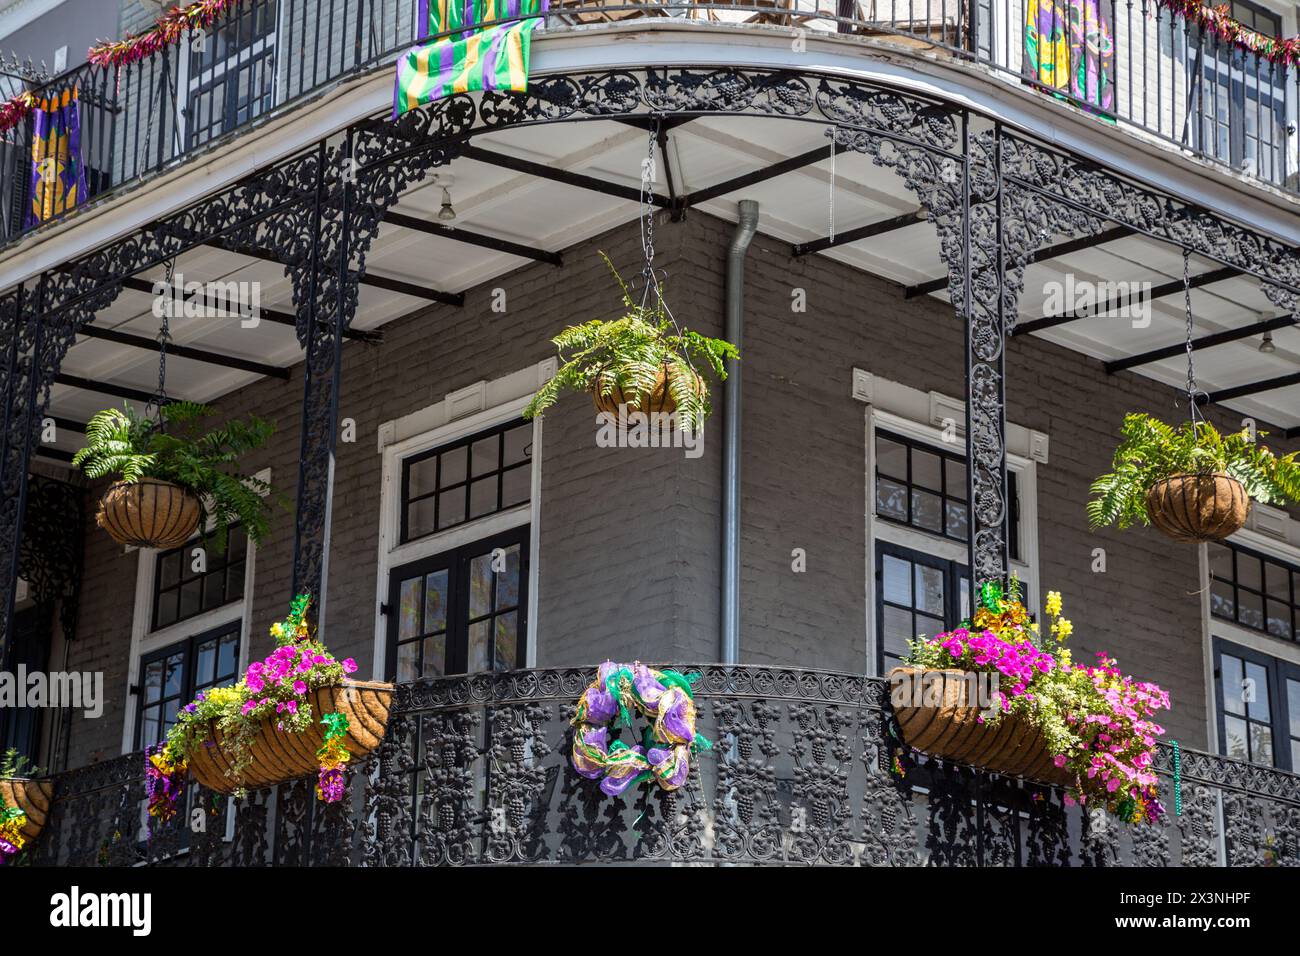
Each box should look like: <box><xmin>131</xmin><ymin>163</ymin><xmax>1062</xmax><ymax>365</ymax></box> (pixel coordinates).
<box><xmin>394</xmin><ymin>0</ymin><xmax>548</xmax><ymax>116</ymax></box>
<box><xmin>26</xmin><ymin>87</ymin><xmax>87</xmax><ymax>227</ymax></box>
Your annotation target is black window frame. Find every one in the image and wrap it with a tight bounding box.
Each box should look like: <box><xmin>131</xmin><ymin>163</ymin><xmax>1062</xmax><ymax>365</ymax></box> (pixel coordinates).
<box><xmin>151</xmin><ymin>526</ymin><xmax>248</xmax><ymax>632</ymax></box>
<box><xmin>385</xmin><ymin>525</ymin><xmax>530</xmax><ymax>683</ymax></box>
<box><xmin>399</xmin><ymin>418</ymin><xmax>532</xmax><ymax>545</ymax></box>
<box><xmin>134</xmin><ymin>619</ymin><xmax>242</xmax><ymax>750</ymax></box>
<box><xmin>1207</xmin><ymin>540</ymin><xmax>1300</xmax><ymax>645</ymax></box>
<box><xmin>873</xmin><ymin>428</ymin><xmax>1022</xmax><ymax>562</ymax></box>
<box><xmin>874</xmin><ymin>539</ymin><xmax>970</xmax><ymax>676</ymax></box>
<box><xmin>1212</xmin><ymin>637</ymin><xmax>1300</xmax><ymax>772</ymax></box>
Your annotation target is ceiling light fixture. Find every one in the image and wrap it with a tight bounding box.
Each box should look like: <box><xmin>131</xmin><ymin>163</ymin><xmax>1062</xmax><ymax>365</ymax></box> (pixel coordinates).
<box><xmin>438</xmin><ymin>185</ymin><xmax>456</xmax><ymax>222</ymax></box>
<box><xmin>1260</xmin><ymin>331</ymin><xmax>1276</xmax><ymax>354</ymax></box>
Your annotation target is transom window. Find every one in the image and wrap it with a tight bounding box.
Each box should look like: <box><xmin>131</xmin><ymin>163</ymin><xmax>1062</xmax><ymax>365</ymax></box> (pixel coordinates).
<box><xmin>400</xmin><ymin>420</ymin><xmax>532</xmax><ymax>544</ymax></box>
<box><xmin>875</xmin><ymin>430</ymin><xmax>969</xmax><ymax>544</ymax></box>
<box><xmin>1208</xmin><ymin>541</ymin><xmax>1300</xmax><ymax>644</ymax></box>
<box><xmin>136</xmin><ymin>621</ymin><xmax>241</xmax><ymax>748</ymax></box>
<box><xmin>874</xmin><ymin>430</ymin><xmax>1021</xmax><ymax>560</ymax></box>
<box><xmin>152</xmin><ymin>528</ymin><xmax>247</xmax><ymax>631</ymax></box>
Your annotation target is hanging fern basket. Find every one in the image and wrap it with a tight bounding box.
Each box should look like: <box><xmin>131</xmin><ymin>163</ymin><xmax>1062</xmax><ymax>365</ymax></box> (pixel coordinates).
<box><xmin>96</xmin><ymin>478</ymin><xmax>202</xmax><ymax>549</ymax></box>
<box><xmin>889</xmin><ymin>667</ymin><xmax>1071</xmax><ymax>785</ymax></box>
<box><xmin>1144</xmin><ymin>473</ymin><xmax>1248</xmax><ymax>543</ymax></box>
<box><xmin>187</xmin><ymin>680</ymin><xmax>393</xmax><ymax>794</ymax></box>
<box><xmin>0</xmin><ymin>776</ymin><xmax>54</xmax><ymax>843</ymax></box>
<box><xmin>591</xmin><ymin>364</ymin><xmax>702</xmax><ymax>418</ymax></box>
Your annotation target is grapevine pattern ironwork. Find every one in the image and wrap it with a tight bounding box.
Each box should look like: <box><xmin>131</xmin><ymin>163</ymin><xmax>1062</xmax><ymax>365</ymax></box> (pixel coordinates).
<box><xmin>24</xmin><ymin>666</ymin><xmax>1300</xmax><ymax>867</ymax></box>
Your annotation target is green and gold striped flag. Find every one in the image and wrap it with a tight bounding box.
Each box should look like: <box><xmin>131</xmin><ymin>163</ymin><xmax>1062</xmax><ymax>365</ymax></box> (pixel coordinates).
<box><xmin>394</xmin><ymin>0</ymin><xmax>547</xmax><ymax>116</ymax></box>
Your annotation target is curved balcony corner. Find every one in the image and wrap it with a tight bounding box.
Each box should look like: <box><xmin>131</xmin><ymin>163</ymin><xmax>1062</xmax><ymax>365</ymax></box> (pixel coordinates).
<box><xmin>2</xmin><ymin>0</ymin><xmax>1298</xmax><ymax>247</ymax></box>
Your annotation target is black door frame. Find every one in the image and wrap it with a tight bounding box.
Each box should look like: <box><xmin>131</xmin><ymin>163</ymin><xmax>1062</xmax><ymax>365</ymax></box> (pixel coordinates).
<box><xmin>874</xmin><ymin>538</ymin><xmax>969</xmax><ymax>674</ymax></box>
<box><xmin>384</xmin><ymin>524</ymin><xmax>530</xmax><ymax>682</ymax></box>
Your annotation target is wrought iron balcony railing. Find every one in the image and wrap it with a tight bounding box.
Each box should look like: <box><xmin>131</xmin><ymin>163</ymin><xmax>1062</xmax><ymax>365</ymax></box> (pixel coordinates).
<box><xmin>0</xmin><ymin>0</ymin><xmax>1296</xmax><ymax>246</ymax></box>
<box><xmin>25</xmin><ymin>665</ymin><xmax>1300</xmax><ymax>866</ymax></box>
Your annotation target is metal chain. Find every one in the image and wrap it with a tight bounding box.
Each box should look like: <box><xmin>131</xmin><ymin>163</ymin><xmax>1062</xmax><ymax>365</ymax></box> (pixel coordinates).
<box><xmin>638</xmin><ymin>119</ymin><xmax>697</xmax><ymax>380</ymax></box>
<box><xmin>1183</xmin><ymin>248</ymin><xmax>1204</xmax><ymax>425</ymax></box>
<box><xmin>148</xmin><ymin>256</ymin><xmax>177</xmax><ymax>425</ymax></box>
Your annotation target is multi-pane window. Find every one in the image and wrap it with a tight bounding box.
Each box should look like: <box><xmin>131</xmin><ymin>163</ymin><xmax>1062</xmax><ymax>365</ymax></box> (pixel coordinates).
<box><xmin>152</xmin><ymin>528</ymin><xmax>247</xmax><ymax>631</ymax></box>
<box><xmin>875</xmin><ymin>430</ymin><xmax>969</xmax><ymax>544</ymax></box>
<box><xmin>1188</xmin><ymin>0</ymin><xmax>1286</xmax><ymax>183</ymax></box>
<box><xmin>1208</xmin><ymin>541</ymin><xmax>1299</xmax><ymax>643</ymax></box>
<box><xmin>874</xmin><ymin>430</ymin><xmax>1021</xmax><ymax>560</ymax></box>
<box><xmin>1213</xmin><ymin>640</ymin><xmax>1300</xmax><ymax>771</ymax></box>
<box><xmin>387</xmin><ymin>528</ymin><xmax>528</xmax><ymax>682</ymax></box>
<box><xmin>401</xmin><ymin>420</ymin><xmax>532</xmax><ymax>543</ymax></box>
<box><xmin>136</xmin><ymin>622</ymin><xmax>240</xmax><ymax>748</ymax></box>
<box><xmin>876</xmin><ymin>541</ymin><xmax>970</xmax><ymax>674</ymax></box>
<box><xmin>185</xmin><ymin>0</ymin><xmax>277</xmax><ymax>148</ymax></box>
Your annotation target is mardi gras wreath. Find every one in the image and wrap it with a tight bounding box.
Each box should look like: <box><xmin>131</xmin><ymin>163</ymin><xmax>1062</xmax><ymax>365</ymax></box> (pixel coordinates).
<box><xmin>571</xmin><ymin>661</ymin><xmax>713</xmax><ymax>796</ymax></box>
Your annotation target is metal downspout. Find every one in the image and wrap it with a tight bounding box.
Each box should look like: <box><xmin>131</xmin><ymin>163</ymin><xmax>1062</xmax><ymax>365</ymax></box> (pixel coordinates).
<box><xmin>722</xmin><ymin>200</ymin><xmax>758</xmax><ymax>665</ymax></box>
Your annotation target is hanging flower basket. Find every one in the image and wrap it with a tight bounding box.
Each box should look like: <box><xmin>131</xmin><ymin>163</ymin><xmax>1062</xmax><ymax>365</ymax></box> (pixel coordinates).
<box><xmin>0</xmin><ymin>776</ymin><xmax>54</xmax><ymax>844</ymax></box>
<box><xmin>186</xmin><ymin>679</ymin><xmax>393</xmax><ymax>793</ymax></box>
<box><xmin>889</xmin><ymin>667</ymin><xmax>1070</xmax><ymax>785</ymax></box>
<box><xmin>96</xmin><ymin>478</ymin><xmax>202</xmax><ymax>549</ymax></box>
<box><xmin>1144</xmin><ymin>473</ymin><xmax>1249</xmax><ymax>543</ymax></box>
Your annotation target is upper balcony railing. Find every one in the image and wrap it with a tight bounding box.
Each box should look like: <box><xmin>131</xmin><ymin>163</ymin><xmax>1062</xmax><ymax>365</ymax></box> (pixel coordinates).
<box><xmin>23</xmin><ymin>665</ymin><xmax>1300</xmax><ymax>866</ymax></box>
<box><xmin>1</xmin><ymin>0</ymin><xmax>1296</xmax><ymax>246</ymax></box>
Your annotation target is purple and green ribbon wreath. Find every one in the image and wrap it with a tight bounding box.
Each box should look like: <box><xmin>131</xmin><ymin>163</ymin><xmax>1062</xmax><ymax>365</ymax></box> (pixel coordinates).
<box><xmin>571</xmin><ymin>661</ymin><xmax>712</xmax><ymax>797</ymax></box>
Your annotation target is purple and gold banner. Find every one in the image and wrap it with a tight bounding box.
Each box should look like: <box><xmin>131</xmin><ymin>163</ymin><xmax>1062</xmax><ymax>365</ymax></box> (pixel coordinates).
<box><xmin>26</xmin><ymin>88</ymin><xmax>87</xmax><ymax>228</ymax></box>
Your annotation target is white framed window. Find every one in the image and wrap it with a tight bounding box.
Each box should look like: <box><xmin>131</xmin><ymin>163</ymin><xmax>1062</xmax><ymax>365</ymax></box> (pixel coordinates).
<box><xmin>854</xmin><ymin>370</ymin><xmax>1045</xmax><ymax>676</ymax></box>
<box><xmin>120</xmin><ymin>467</ymin><xmax>269</xmax><ymax>754</ymax></box>
<box><xmin>373</xmin><ymin>361</ymin><xmax>552</xmax><ymax>680</ymax></box>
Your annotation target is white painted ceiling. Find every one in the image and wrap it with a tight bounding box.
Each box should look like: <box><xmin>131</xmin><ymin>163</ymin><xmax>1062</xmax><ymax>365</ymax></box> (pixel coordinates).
<box><xmin>43</xmin><ymin>109</ymin><xmax>1299</xmax><ymax>457</ymax></box>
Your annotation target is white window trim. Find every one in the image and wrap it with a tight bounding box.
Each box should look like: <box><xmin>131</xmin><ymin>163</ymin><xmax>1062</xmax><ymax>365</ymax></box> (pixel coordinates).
<box><xmin>1199</xmin><ymin>522</ymin><xmax>1300</xmax><ymax>753</ymax></box>
<box><xmin>119</xmin><ymin>468</ymin><xmax>269</xmax><ymax>754</ymax></box>
<box><xmin>855</xmin><ymin>371</ymin><xmax>1045</xmax><ymax>677</ymax></box>
<box><xmin>372</xmin><ymin>360</ymin><xmax>553</xmax><ymax>678</ymax></box>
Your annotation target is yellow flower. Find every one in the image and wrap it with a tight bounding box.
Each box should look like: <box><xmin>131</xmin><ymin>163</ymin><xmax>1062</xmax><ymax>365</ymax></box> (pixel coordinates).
<box><xmin>1030</xmin><ymin>621</ymin><xmax>1040</xmax><ymax>634</ymax></box>
<box><xmin>1045</xmin><ymin>591</ymin><xmax>1062</xmax><ymax>617</ymax></box>
<box><xmin>270</xmin><ymin>622</ymin><xmax>285</xmax><ymax>639</ymax></box>
<box><xmin>1055</xmin><ymin>618</ymin><xmax>1073</xmax><ymax>641</ymax></box>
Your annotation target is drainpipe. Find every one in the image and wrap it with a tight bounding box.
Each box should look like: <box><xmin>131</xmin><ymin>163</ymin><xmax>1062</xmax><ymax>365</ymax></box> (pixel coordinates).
<box><xmin>722</xmin><ymin>200</ymin><xmax>758</xmax><ymax>665</ymax></box>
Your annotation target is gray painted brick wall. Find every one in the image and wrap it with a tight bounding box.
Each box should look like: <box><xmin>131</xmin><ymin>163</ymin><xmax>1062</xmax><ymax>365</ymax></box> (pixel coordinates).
<box><xmin>56</xmin><ymin>209</ymin><xmax>1293</xmax><ymax>767</ymax></box>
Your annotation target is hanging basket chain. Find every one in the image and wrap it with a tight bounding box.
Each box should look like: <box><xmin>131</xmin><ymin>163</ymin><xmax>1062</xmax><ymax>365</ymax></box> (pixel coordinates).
<box><xmin>147</xmin><ymin>256</ymin><xmax>177</xmax><ymax>428</ymax></box>
<box><xmin>638</xmin><ymin>119</ymin><xmax>698</xmax><ymax>382</ymax></box>
<box><xmin>1183</xmin><ymin>248</ymin><xmax>1205</xmax><ymax>428</ymax></box>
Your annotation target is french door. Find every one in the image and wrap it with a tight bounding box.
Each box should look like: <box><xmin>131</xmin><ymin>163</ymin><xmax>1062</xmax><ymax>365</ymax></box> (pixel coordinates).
<box><xmin>875</xmin><ymin>540</ymin><xmax>969</xmax><ymax>675</ymax></box>
<box><xmin>385</xmin><ymin>526</ymin><xmax>529</xmax><ymax>683</ymax></box>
